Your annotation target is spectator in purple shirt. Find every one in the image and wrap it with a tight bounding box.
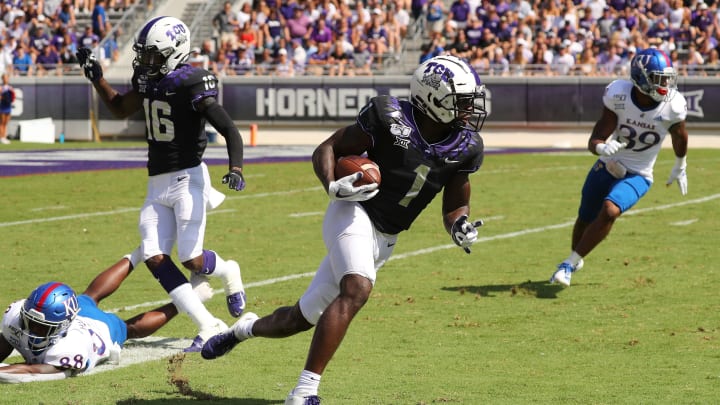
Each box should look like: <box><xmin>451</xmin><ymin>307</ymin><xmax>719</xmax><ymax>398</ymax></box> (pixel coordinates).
<box><xmin>310</xmin><ymin>17</ymin><xmax>333</xmax><ymax>45</ymax></box>
<box><xmin>691</xmin><ymin>3</ymin><xmax>713</xmax><ymax>32</ymax></box>
<box><xmin>464</xmin><ymin>18</ymin><xmax>484</xmax><ymax>48</ymax></box>
<box><xmin>36</xmin><ymin>45</ymin><xmax>61</xmax><ymax>76</ymax></box>
<box><xmin>29</xmin><ymin>26</ymin><xmax>51</xmax><ymax>55</ymax></box>
<box><xmin>647</xmin><ymin>18</ymin><xmax>672</xmax><ymax>43</ymax></box>
<box><xmin>78</xmin><ymin>25</ymin><xmax>99</xmax><ymax>49</ymax></box>
<box><xmin>285</xmin><ymin>5</ymin><xmax>312</xmax><ymax>42</ymax></box>
<box><xmin>448</xmin><ymin>0</ymin><xmax>471</xmax><ymax>30</ymax></box>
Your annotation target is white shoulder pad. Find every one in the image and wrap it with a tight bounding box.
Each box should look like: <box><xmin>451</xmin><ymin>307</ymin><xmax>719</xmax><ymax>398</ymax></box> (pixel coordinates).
<box><xmin>602</xmin><ymin>79</ymin><xmax>633</xmax><ymax>111</ymax></box>
<box><xmin>667</xmin><ymin>91</ymin><xmax>688</xmax><ymax>123</ymax></box>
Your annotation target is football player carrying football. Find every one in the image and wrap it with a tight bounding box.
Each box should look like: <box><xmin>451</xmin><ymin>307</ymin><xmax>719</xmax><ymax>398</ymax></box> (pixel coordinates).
<box><xmin>550</xmin><ymin>48</ymin><xmax>689</xmax><ymax>287</ymax></box>
<box><xmin>201</xmin><ymin>55</ymin><xmax>488</xmax><ymax>404</ymax></box>
<box><xmin>0</xmin><ymin>250</ymin><xmax>180</xmax><ymax>382</ymax></box>
<box><xmin>76</xmin><ymin>16</ymin><xmax>247</xmax><ymax>351</ymax></box>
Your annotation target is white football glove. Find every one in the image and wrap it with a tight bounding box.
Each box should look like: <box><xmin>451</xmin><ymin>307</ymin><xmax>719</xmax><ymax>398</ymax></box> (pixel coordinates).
<box><xmin>328</xmin><ymin>172</ymin><xmax>379</xmax><ymax>201</ymax></box>
<box><xmin>451</xmin><ymin>215</ymin><xmax>484</xmax><ymax>254</ymax></box>
<box><xmin>666</xmin><ymin>156</ymin><xmax>687</xmax><ymax>196</ymax></box>
<box><xmin>595</xmin><ymin>139</ymin><xmax>628</xmax><ymax>156</ymax></box>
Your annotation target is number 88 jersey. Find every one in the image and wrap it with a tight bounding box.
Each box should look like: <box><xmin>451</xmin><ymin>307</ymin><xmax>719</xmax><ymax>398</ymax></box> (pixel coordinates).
<box><xmin>2</xmin><ymin>300</ymin><xmax>113</xmax><ymax>375</ymax></box>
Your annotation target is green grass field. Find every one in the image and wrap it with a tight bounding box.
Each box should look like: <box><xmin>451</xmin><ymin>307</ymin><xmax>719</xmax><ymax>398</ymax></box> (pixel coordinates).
<box><xmin>1</xmin><ymin>146</ymin><xmax>719</xmax><ymax>404</ymax></box>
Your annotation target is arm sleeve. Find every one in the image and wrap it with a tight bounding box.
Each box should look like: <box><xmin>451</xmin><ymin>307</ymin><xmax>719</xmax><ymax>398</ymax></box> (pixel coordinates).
<box><xmin>204</xmin><ymin>100</ymin><xmax>244</xmax><ymax>169</ymax></box>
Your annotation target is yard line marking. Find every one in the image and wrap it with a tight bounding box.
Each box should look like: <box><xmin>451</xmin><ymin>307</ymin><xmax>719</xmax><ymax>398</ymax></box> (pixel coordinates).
<box><xmin>30</xmin><ymin>206</ymin><xmax>68</xmax><ymax>212</ymax></box>
<box><xmin>0</xmin><ymin>187</ymin><xmax>324</xmax><ymax>228</ymax></box>
<box><xmin>107</xmin><ymin>193</ymin><xmax>719</xmax><ymax>313</ymax></box>
<box><xmin>113</xmin><ymin>272</ymin><xmax>317</xmax><ymax>313</ymax></box>
<box><xmin>289</xmin><ymin>211</ymin><xmax>324</xmax><ymax>218</ymax></box>
<box><xmin>670</xmin><ymin>219</ymin><xmax>698</xmax><ymax>226</ymax></box>
<box><xmin>0</xmin><ymin>208</ymin><xmax>138</xmax><ymax>228</ymax></box>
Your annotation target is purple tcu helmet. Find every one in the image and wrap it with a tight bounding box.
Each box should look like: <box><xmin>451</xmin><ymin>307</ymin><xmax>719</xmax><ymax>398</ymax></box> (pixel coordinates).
<box><xmin>133</xmin><ymin>16</ymin><xmax>191</xmax><ymax>78</ymax></box>
<box><xmin>410</xmin><ymin>55</ymin><xmax>488</xmax><ymax>131</ymax></box>
<box><xmin>21</xmin><ymin>282</ymin><xmax>79</xmax><ymax>355</ymax></box>
<box><xmin>630</xmin><ymin>48</ymin><xmax>678</xmax><ymax>102</ymax></box>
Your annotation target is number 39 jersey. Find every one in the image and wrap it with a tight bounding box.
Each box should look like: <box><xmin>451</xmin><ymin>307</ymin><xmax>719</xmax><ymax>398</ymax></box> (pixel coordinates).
<box><xmin>357</xmin><ymin>95</ymin><xmax>484</xmax><ymax>235</ymax></box>
<box><xmin>2</xmin><ymin>300</ymin><xmax>113</xmax><ymax>375</ymax></box>
<box><xmin>132</xmin><ymin>64</ymin><xmax>219</xmax><ymax>176</ymax></box>
<box><xmin>602</xmin><ymin>79</ymin><xmax>687</xmax><ymax>181</ymax></box>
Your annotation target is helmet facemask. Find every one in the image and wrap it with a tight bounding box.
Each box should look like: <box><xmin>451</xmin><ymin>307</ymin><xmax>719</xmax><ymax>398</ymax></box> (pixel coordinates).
<box><xmin>20</xmin><ymin>282</ymin><xmax>79</xmax><ymax>355</ymax></box>
<box><xmin>133</xmin><ymin>44</ymin><xmax>173</xmax><ymax>78</ymax></box>
<box><xmin>437</xmin><ymin>84</ymin><xmax>488</xmax><ymax>132</ymax></box>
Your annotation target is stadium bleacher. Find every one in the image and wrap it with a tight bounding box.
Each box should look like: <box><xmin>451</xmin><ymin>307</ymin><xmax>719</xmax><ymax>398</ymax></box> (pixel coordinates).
<box><xmin>5</xmin><ymin>0</ymin><xmax>720</xmax><ymax>78</ymax></box>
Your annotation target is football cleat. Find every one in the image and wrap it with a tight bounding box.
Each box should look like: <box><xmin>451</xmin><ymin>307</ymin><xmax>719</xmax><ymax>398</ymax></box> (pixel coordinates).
<box><xmin>224</xmin><ymin>260</ymin><xmax>247</xmax><ymax>317</ymax></box>
<box><xmin>184</xmin><ymin>318</ymin><xmax>228</xmax><ymax>353</ymax></box>
<box><xmin>550</xmin><ymin>259</ymin><xmax>584</xmax><ymax>286</ymax></box>
<box><xmin>201</xmin><ymin>312</ymin><xmax>258</xmax><ymax>359</ymax></box>
<box><xmin>285</xmin><ymin>393</ymin><xmax>321</xmax><ymax>405</ymax></box>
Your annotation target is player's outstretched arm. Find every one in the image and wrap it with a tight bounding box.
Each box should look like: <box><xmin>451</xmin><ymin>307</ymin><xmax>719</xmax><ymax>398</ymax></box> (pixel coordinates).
<box><xmin>76</xmin><ymin>47</ymin><xmax>143</xmax><ymax>118</ymax></box>
<box><xmin>0</xmin><ymin>363</ymin><xmax>71</xmax><ymax>383</ymax></box>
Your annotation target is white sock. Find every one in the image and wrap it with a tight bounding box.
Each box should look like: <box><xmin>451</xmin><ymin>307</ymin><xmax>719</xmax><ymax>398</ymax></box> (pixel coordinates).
<box><xmin>233</xmin><ymin>315</ymin><xmax>257</xmax><ymax>340</ymax></box>
<box><xmin>211</xmin><ymin>252</ymin><xmax>244</xmax><ymax>293</ymax></box>
<box><xmin>168</xmin><ymin>284</ymin><xmax>217</xmax><ymax>337</ymax></box>
<box><xmin>292</xmin><ymin>370</ymin><xmax>321</xmax><ymax>397</ymax></box>
<box><xmin>566</xmin><ymin>251</ymin><xmax>583</xmax><ymax>267</ymax></box>
<box><xmin>123</xmin><ymin>247</ymin><xmax>143</xmax><ymax>270</ymax></box>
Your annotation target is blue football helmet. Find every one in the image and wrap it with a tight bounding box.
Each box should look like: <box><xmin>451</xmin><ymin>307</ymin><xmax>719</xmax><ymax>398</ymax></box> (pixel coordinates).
<box><xmin>21</xmin><ymin>282</ymin><xmax>79</xmax><ymax>355</ymax></box>
<box><xmin>630</xmin><ymin>48</ymin><xmax>678</xmax><ymax>102</ymax></box>
<box><xmin>410</xmin><ymin>55</ymin><xmax>488</xmax><ymax>131</ymax></box>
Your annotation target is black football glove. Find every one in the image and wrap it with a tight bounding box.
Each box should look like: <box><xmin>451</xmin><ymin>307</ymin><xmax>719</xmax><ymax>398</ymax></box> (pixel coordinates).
<box><xmin>451</xmin><ymin>215</ymin><xmax>484</xmax><ymax>254</ymax></box>
<box><xmin>76</xmin><ymin>47</ymin><xmax>103</xmax><ymax>82</ymax></box>
<box><xmin>222</xmin><ymin>169</ymin><xmax>246</xmax><ymax>191</ymax></box>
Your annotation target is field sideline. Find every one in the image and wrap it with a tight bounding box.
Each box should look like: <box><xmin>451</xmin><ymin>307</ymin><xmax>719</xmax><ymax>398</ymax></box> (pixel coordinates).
<box><xmin>1</xmin><ymin>144</ymin><xmax>718</xmax><ymax>404</ymax></box>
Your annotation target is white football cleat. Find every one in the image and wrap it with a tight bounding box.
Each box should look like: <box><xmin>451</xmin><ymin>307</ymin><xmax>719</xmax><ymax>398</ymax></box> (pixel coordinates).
<box><xmin>550</xmin><ymin>259</ymin><xmax>584</xmax><ymax>287</ymax></box>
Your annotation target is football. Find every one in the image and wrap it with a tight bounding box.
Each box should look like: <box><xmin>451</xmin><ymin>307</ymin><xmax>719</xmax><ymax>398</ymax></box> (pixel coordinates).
<box><xmin>335</xmin><ymin>155</ymin><xmax>381</xmax><ymax>186</ymax></box>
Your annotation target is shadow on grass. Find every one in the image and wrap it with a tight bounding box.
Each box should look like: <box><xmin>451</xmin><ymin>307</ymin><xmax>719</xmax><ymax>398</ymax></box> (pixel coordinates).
<box><xmin>442</xmin><ymin>279</ymin><xmax>566</xmax><ymax>299</ymax></box>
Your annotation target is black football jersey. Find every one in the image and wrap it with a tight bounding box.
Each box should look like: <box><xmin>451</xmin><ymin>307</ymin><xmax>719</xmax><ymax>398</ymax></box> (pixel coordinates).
<box><xmin>358</xmin><ymin>95</ymin><xmax>484</xmax><ymax>234</ymax></box>
<box><xmin>132</xmin><ymin>64</ymin><xmax>219</xmax><ymax>176</ymax></box>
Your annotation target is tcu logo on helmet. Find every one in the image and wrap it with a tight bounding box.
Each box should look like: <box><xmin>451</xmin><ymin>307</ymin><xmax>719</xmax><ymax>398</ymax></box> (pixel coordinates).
<box><xmin>167</xmin><ymin>23</ymin><xmax>188</xmax><ymax>45</ymax></box>
<box><xmin>420</xmin><ymin>62</ymin><xmax>455</xmax><ymax>90</ymax></box>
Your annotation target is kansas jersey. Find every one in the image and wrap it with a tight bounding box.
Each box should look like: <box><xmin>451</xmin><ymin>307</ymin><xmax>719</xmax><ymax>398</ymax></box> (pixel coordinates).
<box><xmin>2</xmin><ymin>300</ymin><xmax>116</xmax><ymax>375</ymax></box>
<box><xmin>357</xmin><ymin>96</ymin><xmax>484</xmax><ymax>234</ymax></box>
<box><xmin>601</xmin><ymin>79</ymin><xmax>687</xmax><ymax>181</ymax></box>
<box><xmin>132</xmin><ymin>64</ymin><xmax>220</xmax><ymax>176</ymax></box>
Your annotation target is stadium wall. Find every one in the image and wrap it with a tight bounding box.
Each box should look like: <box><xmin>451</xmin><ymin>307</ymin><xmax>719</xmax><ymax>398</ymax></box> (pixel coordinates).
<box><xmin>8</xmin><ymin>76</ymin><xmax>713</xmax><ymax>141</ymax></box>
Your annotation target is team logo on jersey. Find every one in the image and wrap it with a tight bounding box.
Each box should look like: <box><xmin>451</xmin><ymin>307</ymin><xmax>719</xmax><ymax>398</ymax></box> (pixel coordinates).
<box><xmin>390</xmin><ymin>123</ymin><xmax>411</xmax><ymax>149</ymax></box>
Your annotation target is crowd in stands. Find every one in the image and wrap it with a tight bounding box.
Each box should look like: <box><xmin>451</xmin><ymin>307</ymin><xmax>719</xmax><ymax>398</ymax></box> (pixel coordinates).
<box><xmin>0</xmin><ymin>0</ymin><xmax>131</xmax><ymax>77</ymax></box>
<box><xmin>2</xmin><ymin>0</ymin><xmax>720</xmax><ymax>77</ymax></box>
<box><xmin>196</xmin><ymin>0</ymin><xmax>720</xmax><ymax>77</ymax></box>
